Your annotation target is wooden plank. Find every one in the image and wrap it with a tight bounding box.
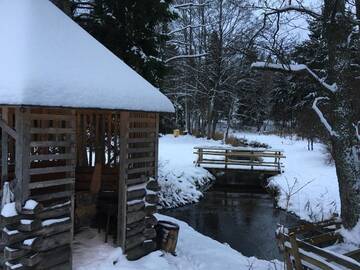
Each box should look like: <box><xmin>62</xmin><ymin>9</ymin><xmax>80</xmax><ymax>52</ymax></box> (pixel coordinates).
<box><xmin>35</xmin><ymin>245</ymin><xmax>71</xmax><ymax>269</ymax></box>
<box><xmin>32</xmin><ymin>231</ymin><xmax>71</xmax><ymax>252</ymax></box>
<box><xmin>2</xmin><ymin>107</ymin><xmax>9</xmax><ymax>185</ymax></box>
<box><xmin>118</xmin><ymin>111</ymin><xmax>129</xmax><ymax>250</ymax></box>
<box><xmin>15</xmin><ymin>108</ymin><xmax>31</xmax><ymax>211</ymax></box>
<box><xmin>284</xmin><ymin>246</ymin><xmax>336</xmax><ymax>270</ymax></box>
<box><xmin>127</xmin><ymin>221</ymin><xmax>145</xmax><ymax>238</ymax></box>
<box><xmin>127</xmin><ymin>177</ymin><xmax>147</xmax><ymax>186</ymax></box>
<box><xmin>128</xmin><ymin>147</ymin><xmax>154</xmax><ymax>154</ymax></box>
<box><xmin>128</xmin><ymin>167</ymin><xmax>155</xmax><ymax>175</ymax></box>
<box><xmin>29</xmin><ymin>178</ymin><xmax>75</xmax><ymax>189</ymax></box>
<box><xmin>31</xmin><ymin>191</ymin><xmax>73</xmax><ymax>201</ymax></box>
<box><xmin>30</xmin><ymin>141</ymin><xmax>72</xmax><ymax>148</ymax></box>
<box><xmin>127</xmin><ymin>157</ymin><xmax>155</xmax><ymax>164</ymax></box>
<box><xmin>129</xmin><ymin>117</ymin><xmax>156</xmax><ymax>123</ymax></box>
<box><xmin>128</xmin><ymin>137</ymin><xmax>156</xmax><ymax>144</ymax></box>
<box><xmin>30</xmin><ymin>128</ymin><xmax>75</xmax><ymax>134</ymax></box>
<box><xmin>67</xmin><ymin>110</ymin><xmax>76</xmax><ymax>269</ymax></box>
<box><xmin>37</xmin><ymin>205</ymin><xmax>71</xmax><ymax>221</ymax></box>
<box><xmin>283</xmin><ymin>233</ymin><xmax>360</xmax><ymax>270</ymax></box>
<box><xmin>29</xmin><ymin>114</ymin><xmax>74</xmax><ymax>121</ymax></box>
<box><xmin>126</xmin><ymin>233</ymin><xmax>146</xmax><ymax>251</ymax></box>
<box><xmin>129</xmin><ymin>128</ymin><xmax>156</xmax><ymax>133</ymax></box>
<box><xmin>29</xmin><ymin>166</ymin><xmax>75</xmax><ymax>175</ymax></box>
<box><xmin>4</xmin><ymin>247</ymin><xmax>30</xmax><ymax>261</ymax></box>
<box><xmin>127</xmin><ymin>189</ymin><xmax>146</xmax><ymax>201</ymax></box>
<box><xmin>0</xmin><ymin>118</ymin><xmax>17</xmax><ymax>139</ymax></box>
<box><xmin>20</xmin><ymin>252</ymin><xmax>42</xmax><ymax>267</ymax></box>
<box><xmin>154</xmin><ymin>113</ymin><xmax>159</xmax><ymax>179</ymax></box>
<box><xmin>127</xmin><ymin>201</ymin><xmax>145</xmax><ymax>212</ymax></box>
<box><xmin>30</xmin><ymin>153</ymin><xmax>76</xmax><ymax>162</ymax></box>
<box><xmin>289</xmin><ymin>233</ymin><xmax>303</xmax><ymax>270</ymax></box>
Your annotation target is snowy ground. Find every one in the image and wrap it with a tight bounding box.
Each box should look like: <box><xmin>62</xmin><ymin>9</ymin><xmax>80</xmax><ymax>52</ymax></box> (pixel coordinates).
<box><xmin>158</xmin><ymin>132</ymin><xmax>339</xmax><ymax>222</ymax></box>
<box><xmin>158</xmin><ymin>135</ymin><xmax>221</xmax><ymax>208</ymax></box>
<box><xmin>231</xmin><ymin>132</ymin><xmax>339</xmax><ymax>222</ymax></box>
<box><xmin>73</xmin><ymin>214</ymin><xmax>282</xmax><ymax>270</ymax></box>
<box><xmin>73</xmin><ymin>132</ymin><xmax>341</xmax><ymax>269</ymax></box>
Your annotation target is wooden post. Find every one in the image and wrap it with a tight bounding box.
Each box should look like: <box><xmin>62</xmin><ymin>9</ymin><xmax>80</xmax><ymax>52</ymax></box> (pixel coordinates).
<box><xmin>289</xmin><ymin>232</ymin><xmax>302</xmax><ymax>270</ymax></box>
<box><xmin>14</xmin><ymin>108</ymin><xmax>31</xmax><ymax>211</ymax></box>
<box><xmin>68</xmin><ymin>110</ymin><xmax>76</xmax><ymax>269</ymax></box>
<box><xmin>107</xmin><ymin>113</ymin><xmax>112</xmax><ymax>166</ymax></box>
<box><xmin>198</xmin><ymin>148</ymin><xmax>203</xmax><ymax>166</ymax></box>
<box><xmin>225</xmin><ymin>150</ymin><xmax>228</xmax><ymax>170</ymax></box>
<box><xmin>118</xmin><ymin>111</ymin><xmax>129</xmax><ymax>251</ymax></box>
<box><xmin>154</xmin><ymin>113</ymin><xmax>159</xmax><ymax>179</ymax></box>
<box><xmin>1</xmin><ymin>107</ymin><xmax>9</xmax><ymax>186</ymax></box>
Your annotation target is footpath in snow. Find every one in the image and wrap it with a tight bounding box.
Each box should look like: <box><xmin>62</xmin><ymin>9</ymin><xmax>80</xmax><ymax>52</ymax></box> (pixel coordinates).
<box><xmin>73</xmin><ymin>214</ymin><xmax>281</xmax><ymax>270</ymax></box>
<box><xmin>158</xmin><ymin>133</ymin><xmax>339</xmax><ymax>222</ymax></box>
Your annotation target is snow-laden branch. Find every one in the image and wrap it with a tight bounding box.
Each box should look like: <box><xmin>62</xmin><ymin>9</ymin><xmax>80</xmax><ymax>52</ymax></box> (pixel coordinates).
<box><xmin>354</xmin><ymin>121</ymin><xmax>360</xmax><ymax>141</ymax></box>
<box><xmin>165</xmin><ymin>24</ymin><xmax>210</xmax><ymax>36</ymax></box>
<box><xmin>312</xmin><ymin>97</ymin><xmax>338</xmax><ymax>137</ymax></box>
<box><xmin>265</xmin><ymin>5</ymin><xmax>322</xmax><ymax>19</ymax></box>
<box><xmin>251</xmin><ymin>62</ymin><xmax>338</xmax><ymax>93</ymax></box>
<box><xmin>164</xmin><ymin>53</ymin><xmax>208</xmax><ymax>64</ymax></box>
<box><xmin>173</xmin><ymin>2</ymin><xmax>209</xmax><ymax>9</ymax></box>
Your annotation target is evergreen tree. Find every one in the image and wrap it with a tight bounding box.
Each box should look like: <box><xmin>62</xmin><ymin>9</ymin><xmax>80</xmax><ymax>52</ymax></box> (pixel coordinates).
<box><xmin>73</xmin><ymin>0</ymin><xmax>176</xmax><ymax>86</ymax></box>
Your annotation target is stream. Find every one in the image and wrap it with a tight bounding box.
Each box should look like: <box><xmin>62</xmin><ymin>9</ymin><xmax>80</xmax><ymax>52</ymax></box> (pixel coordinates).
<box><xmin>161</xmin><ymin>173</ymin><xmax>300</xmax><ymax>261</ymax></box>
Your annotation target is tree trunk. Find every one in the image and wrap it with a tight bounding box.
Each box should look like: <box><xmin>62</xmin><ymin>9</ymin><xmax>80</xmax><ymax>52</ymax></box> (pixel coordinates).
<box><xmin>332</xmin><ymin>139</ymin><xmax>360</xmax><ymax>228</ymax></box>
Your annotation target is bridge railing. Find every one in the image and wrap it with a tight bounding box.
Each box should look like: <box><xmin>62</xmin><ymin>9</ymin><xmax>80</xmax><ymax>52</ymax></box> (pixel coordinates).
<box><xmin>194</xmin><ymin>146</ymin><xmax>285</xmax><ymax>173</ymax></box>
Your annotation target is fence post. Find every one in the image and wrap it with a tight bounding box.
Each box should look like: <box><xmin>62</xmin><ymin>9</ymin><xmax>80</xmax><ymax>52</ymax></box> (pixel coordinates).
<box><xmin>198</xmin><ymin>148</ymin><xmax>203</xmax><ymax>166</ymax></box>
<box><xmin>225</xmin><ymin>150</ymin><xmax>228</xmax><ymax>169</ymax></box>
<box><xmin>289</xmin><ymin>233</ymin><xmax>302</xmax><ymax>270</ymax></box>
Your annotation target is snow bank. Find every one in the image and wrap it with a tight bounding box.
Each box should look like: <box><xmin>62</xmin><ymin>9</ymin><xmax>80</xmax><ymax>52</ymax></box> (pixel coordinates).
<box><xmin>232</xmin><ymin>132</ymin><xmax>339</xmax><ymax>222</ymax></box>
<box><xmin>158</xmin><ymin>135</ymin><xmax>221</xmax><ymax>208</ymax></box>
<box><xmin>340</xmin><ymin>221</ymin><xmax>360</xmax><ymax>246</ymax></box>
<box><xmin>73</xmin><ymin>214</ymin><xmax>281</xmax><ymax>270</ymax></box>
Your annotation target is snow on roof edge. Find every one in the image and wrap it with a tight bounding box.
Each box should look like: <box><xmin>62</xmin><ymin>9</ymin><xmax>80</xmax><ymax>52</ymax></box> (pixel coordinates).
<box><xmin>0</xmin><ymin>0</ymin><xmax>175</xmax><ymax>113</ymax></box>
<box><xmin>0</xmin><ymin>103</ymin><xmax>174</xmax><ymax>113</ymax></box>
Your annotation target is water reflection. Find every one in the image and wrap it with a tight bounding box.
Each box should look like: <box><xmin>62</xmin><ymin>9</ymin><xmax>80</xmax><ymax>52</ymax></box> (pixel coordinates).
<box><xmin>162</xmin><ymin>188</ymin><xmax>299</xmax><ymax>260</ymax></box>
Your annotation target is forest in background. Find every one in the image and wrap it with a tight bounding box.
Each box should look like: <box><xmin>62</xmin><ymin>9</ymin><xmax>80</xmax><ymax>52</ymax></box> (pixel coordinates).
<box><xmin>51</xmin><ymin>0</ymin><xmax>344</xmax><ymax>143</ymax></box>
<box><xmin>51</xmin><ymin>0</ymin><xmax>360</xmax><ymax>228</ymax></box>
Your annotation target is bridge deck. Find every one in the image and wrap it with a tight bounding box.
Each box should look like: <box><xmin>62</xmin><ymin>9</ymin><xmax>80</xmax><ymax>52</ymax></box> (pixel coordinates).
<box><xmin>194</xmin><ymin>146</ymin><xmax>285</xmax><ymax>175</ymax></box>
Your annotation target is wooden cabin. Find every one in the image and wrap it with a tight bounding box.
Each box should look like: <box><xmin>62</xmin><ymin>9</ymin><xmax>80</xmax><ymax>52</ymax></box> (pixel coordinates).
<box><xmin>0</xmin><ymin>0</ymin><xmax>174</xmax><ymax>269</ymax></box>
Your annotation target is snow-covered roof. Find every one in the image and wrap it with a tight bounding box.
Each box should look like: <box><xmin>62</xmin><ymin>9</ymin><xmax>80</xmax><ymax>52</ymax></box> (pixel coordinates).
<box><xmin>0</xmin><ymin>0</ymin><xmax>174</xmax><ymax>113</ymax></box>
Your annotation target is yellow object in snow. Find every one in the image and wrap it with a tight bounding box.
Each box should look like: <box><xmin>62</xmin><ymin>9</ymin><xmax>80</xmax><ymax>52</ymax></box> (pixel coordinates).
<box><xmin>173</xmin><ymin>129</ymin><xmax>180</xmax><ymax>137</ymax></box>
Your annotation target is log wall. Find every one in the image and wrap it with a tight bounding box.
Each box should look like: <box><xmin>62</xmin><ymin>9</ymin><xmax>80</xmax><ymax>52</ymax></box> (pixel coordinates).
<box><xmin>1</xmin><ymin>108</ymin><xmax>75</xmax><ymax>269</ymax></box>
<box><xmin>0</xmin><ymin>108</ymin><xmax>161</xmax><ymax>266</ymax></box>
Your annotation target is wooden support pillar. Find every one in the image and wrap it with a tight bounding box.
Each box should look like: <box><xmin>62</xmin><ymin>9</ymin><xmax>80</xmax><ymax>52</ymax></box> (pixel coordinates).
<box><xmin>68</xmin><ymin>110</ymin><xmax>76</xmax><ymax>269</ymax></box>
<box><xmin>154</xmin><ymin>113</ymin><xmax>159</xmax><ymax>179</ymax></box>
<box><xmin>1</xmin><ymin>107</ymin><xmax>9</xmax><ymax>186</ymax></box>
<box><xmin>225</xmin><ymin>150</ymin><xmax>228</xmax><ymax>170</ymax></box>
<box><xmin>289</xmin><ymin>233</ymin><xmax>302</xmax><ymax>270</ymax></box>
<box><xmin>118</xmin><ymin>111</ymin><xmax>129</xmax><ymax>250</ymax></box>
<box><xmin>14</xmin><ymin>108</ymin><xmax>31</xmax><ymax>211</ymax></box>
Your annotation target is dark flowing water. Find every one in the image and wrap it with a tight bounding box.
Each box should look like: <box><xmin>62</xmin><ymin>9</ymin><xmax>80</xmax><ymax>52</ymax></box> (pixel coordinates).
<box><xmin>162</xmin><ymin>175</ymin><xmax>299</xmax><ymax>261</ymax></box>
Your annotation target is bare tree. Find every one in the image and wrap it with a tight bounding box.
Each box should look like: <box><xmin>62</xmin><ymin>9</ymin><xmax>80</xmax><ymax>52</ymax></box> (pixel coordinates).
<box><xmin>252</xmin><ymin>0</ymin><xmax>360</xmax><ymax>228</ymax></box>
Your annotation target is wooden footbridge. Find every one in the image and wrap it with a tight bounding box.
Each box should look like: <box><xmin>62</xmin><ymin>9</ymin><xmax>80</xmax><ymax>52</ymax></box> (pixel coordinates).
<box><xmin>194</xmin><ymin>146</ymin><xmax>285</xmax><ymax>175</ymax></box>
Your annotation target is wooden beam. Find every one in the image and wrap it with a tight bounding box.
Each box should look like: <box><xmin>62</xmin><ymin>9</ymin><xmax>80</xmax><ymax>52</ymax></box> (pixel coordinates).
<box><xmin>14</xmin><ymin>108</ymin><xmax>31</xmax><ymax>211</ymax></box>
<box><xmin>0</xmin><ymin>118</ymin><xmax>17</xmax><ymax>139</ymax></box>
<box><xmin>118</xmin><ymin>111</ymin><xmax>129</xmax><ymax>250</ymax></box>
<box><xmin>2</xmin><ymin>107</ymin><xmax>9</xmax><ymax>185</ymax></box>
<box><xmin>154</xmin><ymin>113</ymin><xmax>159</xmax><ymax>179</ymax></box>
<box><xmin>29</xmin><ymin>178</ymin><xmax>75</xmax><ymax>189</ymax></box>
